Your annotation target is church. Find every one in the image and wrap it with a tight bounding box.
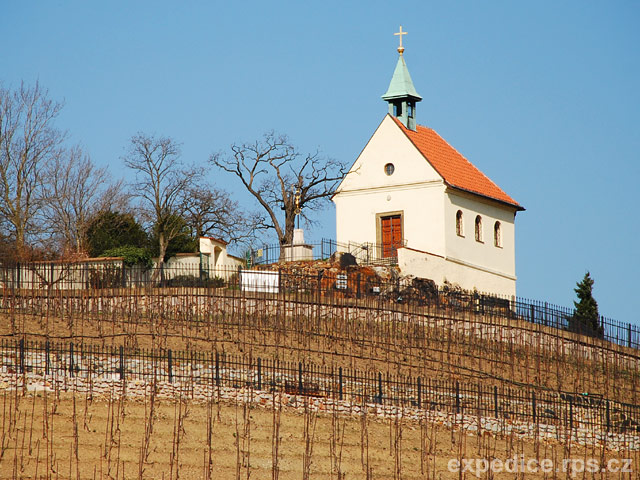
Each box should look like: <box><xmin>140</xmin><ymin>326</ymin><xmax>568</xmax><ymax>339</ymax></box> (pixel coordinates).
<box><xmin>333</xmin><ymin>29</ymin><xmax>524</xmax><ymax>298</ymax></box>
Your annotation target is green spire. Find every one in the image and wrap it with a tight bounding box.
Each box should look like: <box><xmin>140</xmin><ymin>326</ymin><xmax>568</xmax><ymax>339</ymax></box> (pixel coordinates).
<box><xmin>382</xmin><ymin>55</ymin><xmax>422</xmax><ymax>102</ymax></box>
<box><xmin>382</xmin><ymin>27</ymin><xmax>422</xmax><ymax>130</ymax></box>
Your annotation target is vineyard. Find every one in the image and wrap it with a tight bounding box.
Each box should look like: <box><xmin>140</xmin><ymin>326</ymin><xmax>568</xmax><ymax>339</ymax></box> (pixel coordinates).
<box><xmin>1</xmin><ymin>266</ymin><xmax>639</xmax><ymax>478</ymax></box>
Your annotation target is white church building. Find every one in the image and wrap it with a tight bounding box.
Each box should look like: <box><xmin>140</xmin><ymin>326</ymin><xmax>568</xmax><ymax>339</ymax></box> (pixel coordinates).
<box><xmin>333</xmin><ymin>31</ymin><xmax>524</xmax><ymax>297</ymax></box>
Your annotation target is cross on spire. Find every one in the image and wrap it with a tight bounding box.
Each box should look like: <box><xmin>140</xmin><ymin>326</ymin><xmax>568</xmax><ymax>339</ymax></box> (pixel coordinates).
<box><xmin>394</xmin><ymin>26</ymin><xmax>407</xmax><ymax>54</ymax></box>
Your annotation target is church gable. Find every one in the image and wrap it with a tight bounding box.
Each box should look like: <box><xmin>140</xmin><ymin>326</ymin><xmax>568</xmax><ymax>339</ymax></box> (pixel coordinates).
<box><xmin>335</xmin><ymin>115</ymin><xmax>443</xmax><ymax>195</ymax></box>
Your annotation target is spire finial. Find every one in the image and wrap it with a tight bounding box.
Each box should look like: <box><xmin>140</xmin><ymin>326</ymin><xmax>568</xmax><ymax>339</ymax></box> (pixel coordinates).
<box><xmin>394</xmin><ymin>25</ymin><xmax>407</xmax><ymax>55</ymax></box>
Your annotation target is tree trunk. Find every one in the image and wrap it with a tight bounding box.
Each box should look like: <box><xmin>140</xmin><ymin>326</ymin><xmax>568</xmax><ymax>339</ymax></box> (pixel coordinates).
<box><xmin>15</xmin><ymin>227</ymin><xmax>27</xmax><ymax>262</ymax></box>
<box><xmin>281</xmin><ymin>211</ymin><xmax>296</xmax><ymax>246</ymax></box>
<box><xmin>278</xmin><ymin>211</ymin><xmax>297</xmax><ymax>262</ymax></box>
<box><xmin>152</xmin><ymin>232</ymin><xmax>168</xmax><ymax>283</ymax></box>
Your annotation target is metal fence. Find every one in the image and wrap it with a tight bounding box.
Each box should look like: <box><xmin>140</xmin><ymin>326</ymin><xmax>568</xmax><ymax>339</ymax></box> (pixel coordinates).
<box><xmin>2</xmin><ymin>338</ymin><xmax>639</xmax><ymax>439</ymax></box>
<box><xmin>248</xmin><ymin>238</ymin><xmax>405</xmax><ymax>266</ymax></box>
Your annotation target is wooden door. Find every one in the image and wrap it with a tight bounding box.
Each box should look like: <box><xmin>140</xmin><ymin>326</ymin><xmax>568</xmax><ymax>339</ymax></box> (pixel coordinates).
<box><xmin>381</xmin><ymin>215</ymin><xmax>402</xmax><ymax>258</ymax></box>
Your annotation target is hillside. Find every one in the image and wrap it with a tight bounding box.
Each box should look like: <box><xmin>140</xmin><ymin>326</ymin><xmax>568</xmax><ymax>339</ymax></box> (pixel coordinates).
<box><xmin>1</xmin><ymin>274</ymin><xmax>639</xmax><ymax>478</ymax></box>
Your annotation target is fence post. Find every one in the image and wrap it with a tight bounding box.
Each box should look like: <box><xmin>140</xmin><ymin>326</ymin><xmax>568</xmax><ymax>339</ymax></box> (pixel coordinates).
<box><xmin>119</xmin><ymin>345</ymin><xmax>125</xmax><ymax>380</ymax></box>
<box><xmin>339</xmin><ymin>367</ymin><xmax>343</xmax><ymax>401</ymax></box>
<box><xmin>606</xmin><ymin>400</ymin><xmax>610</xmax><ymax>431</ymax></box>
<box><xmin>69</xmin><ymin>342</ymin><xmax>74</xmax><ymax>377</ymax></box>
<box><xmin>569</xmin><ymin>397</ymin><xmax>573</xmax><ymax>431</ymax></box>
<box><xmin>215</xmin><ymin>351</ymin><xmax>220</xmax><ymax>387</ymax></box>
<box><xmin>317</xmin><ymin>271</ymin><xmax>323</xmax><ymax>302</ymax></box>
<box><xmin>257</xmin><ymin>357</ymin><xmax>262</xmax><ymax>390</ymax></box>
<box><xmin>532</xmin><ymin>391</ymin><xmax>537</xmax><ymax>423</ymax></box>
<box><xmin>356</xmin><ymin>273</ymin><xmax>361</xmax><ymax>300</ymax></box>
<box><xmin>417</xmin><ymin>377</ymin><xmax>422</xmax><ymax>409</ymax></box>
<box><xmin>168</xmin><ymin>349</ymin><xmax>173</xmax><ymax>383</ymax></box>
<box><xmin>121</xmin><ymin>260</ymin><xmax>127</xmax><ymax>289</ymax></box>
<box><xmin>494</xmin><ymin>385</ymin><xmax>498</xmax><ymax>418</ymax></box>
<box><xmin>298</xmin><ymin>362</ymin><xmax>303</xmax><ymax>395</ymax></box>
<box><xmin>455</xmin><ymin>382</ymin><xmax>460</xmax><ymax>414</ymax></box>
<box><xmin>628</xmin><ymin>324</ymin><xmax>632</xmax><ymax>348</ymax></box>
<box><xmin>530</xmin><ymin>304</ymin><xmax>535</xmax><ymax>323</ymax></box>
<box><xmin>377</xmin><ymin>372</ymin><xmax>383</xmax><ymax>404</ymax></box>
<box><xmin>19</xmin><ymin>338</ymin><xmax>25</xmax><ymax>374</ymax></box>
<box><xmin>45</xmin><ymin>340</ymin><xmax>50</xmax><ymax>376</ymax></box>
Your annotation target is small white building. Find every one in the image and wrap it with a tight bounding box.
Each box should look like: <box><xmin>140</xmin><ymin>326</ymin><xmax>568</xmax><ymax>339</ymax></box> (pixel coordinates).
<box><xmin>197</xmin><ymin>236</ymin><xmax>244</xmax><ymax>276</ymax></box>
<box><xmin>333</xmin><ymin>39</ymin><xmax>524</xmax><ymax>297</ymax></box>
<box><xmin>162</xmin><ymin>236</ymin><xmax>244</xmax><ymax>280</ymax></box>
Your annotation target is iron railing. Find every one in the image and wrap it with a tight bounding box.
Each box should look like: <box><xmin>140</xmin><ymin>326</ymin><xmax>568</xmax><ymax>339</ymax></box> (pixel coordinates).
<box><xmin>248</xmin><ymin>238</ymin><xmax>405</xmax><ymax>266</ymax></box>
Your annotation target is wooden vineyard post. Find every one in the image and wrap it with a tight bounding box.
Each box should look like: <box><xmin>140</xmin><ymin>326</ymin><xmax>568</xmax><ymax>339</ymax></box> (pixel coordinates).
<box><xmin>119</xmin><ymin>345</ymin><xmax>125</xmax><ymax>381</ymax></box>
<box><xmin>299</xmin><ymin>362</ymin><xmax>303</xmax><ymax>396</ymax></box>
<box><xmin>257</xmin><ymin>357</ymin><xmax>262</xmax><ymax>391</ymax></box>
<box><xmin>215</xmin><ymin>351</ymin><xmax>220</xmax><ymax>387</ymax></box>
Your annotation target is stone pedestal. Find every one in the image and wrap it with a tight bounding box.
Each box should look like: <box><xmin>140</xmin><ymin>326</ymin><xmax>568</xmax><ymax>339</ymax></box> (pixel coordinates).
<box><xmin>281</xmin><ymin>228</ymin><xmax>313</xmax><ymax>262</ymax></box>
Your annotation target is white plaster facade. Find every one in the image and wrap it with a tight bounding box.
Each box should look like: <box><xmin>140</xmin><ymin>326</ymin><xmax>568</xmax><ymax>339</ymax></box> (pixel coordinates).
<box><xmin>333</xmin><ymin>115</ymin><xmax>521</xmax><ymax>297</ymax></box>
<box><xmin>197</xmin><ymin>236</ymin><xmax>244</xmax><ymax>277</ymax></box>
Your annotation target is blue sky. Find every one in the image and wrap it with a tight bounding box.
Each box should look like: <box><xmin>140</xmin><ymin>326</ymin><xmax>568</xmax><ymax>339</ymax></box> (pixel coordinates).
<box><xmin>2</xmin><ymin>1</ymin><xmax>639</xmax><ymax>323</ymax></box>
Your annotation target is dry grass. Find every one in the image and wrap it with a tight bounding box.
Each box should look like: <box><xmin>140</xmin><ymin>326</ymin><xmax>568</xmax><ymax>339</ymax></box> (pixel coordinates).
<box><xmin>0</xmin><ymin>390</ymin><xmax>637</xmax><ymax>480</ymax></box>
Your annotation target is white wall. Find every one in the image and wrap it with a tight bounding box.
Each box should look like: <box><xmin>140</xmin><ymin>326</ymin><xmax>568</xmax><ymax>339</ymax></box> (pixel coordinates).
<box><xmin>335</xmin><ymin>184</ymin><xmax>446</xmax><ymax>255</ymax></box>
<box><xmin>199</xmin><ymin>237</ymin><xmax>244</xmax><ymax>277</ymax></box>
<box><xmin>444</xmin><ymin>190</ymin><xmax>517</xmax><ymax>279</ymax></box>
<box><xmin>398</xmin><ymin>247</ymin><xmax>516</xmax><ymax>298</ymax></box>
<box><xmin>334</xmin><ymin>115</ymin><xmax>447</xmax><ymax>255</ymax></box>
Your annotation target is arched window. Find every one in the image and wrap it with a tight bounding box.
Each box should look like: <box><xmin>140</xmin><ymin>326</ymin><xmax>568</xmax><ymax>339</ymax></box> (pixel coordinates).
<box><xmin>456</xmin><ymin>210</ymin><xmax>464</xmax><ymax>236</ymax></box>
<box><xmin>494</xmin><ymin>221</ymin><xmax>502</xmax><ymax>247</ymax></box>
<box><xmin>475</xmin><ymin>215</ymin><xmax>483</xmax><ymax>242</ymax></box>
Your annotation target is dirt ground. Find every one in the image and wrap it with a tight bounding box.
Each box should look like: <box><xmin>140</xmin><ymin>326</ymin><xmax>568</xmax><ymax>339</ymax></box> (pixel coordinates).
<box><xmin>0</xmin><ymin>391</ymin><xmax>637</xmax><ymax>480</ymax></box>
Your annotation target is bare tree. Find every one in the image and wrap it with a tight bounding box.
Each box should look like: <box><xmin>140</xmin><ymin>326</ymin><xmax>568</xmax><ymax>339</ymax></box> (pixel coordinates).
<box><xmin>0</xmin><ymin>82</ymin><xmax>65</xmax><ymax>260</ymax></box>
<box><xmin>210</xmin><ymin>132</ymin><xmax>346</xmax><ymax>246</ymax></box>
<box><xmin>181</xmin><ymin>182</ymin><xmax>268</xmax><ymax>247</ymax></box>
<box><xmin>43</xmin><ymin>146</ymin><xmax>127</xmax><ymax>256</ymax></box>
<box><xmin>123</xmin><ymin>133</ymin><xmax>200</xmax><ymax>279</ymax></box>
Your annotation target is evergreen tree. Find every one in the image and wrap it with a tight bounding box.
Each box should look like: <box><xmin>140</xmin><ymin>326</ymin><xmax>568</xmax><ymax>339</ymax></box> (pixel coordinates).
<box><xmin>86</xmin><ymin>211</ymin><xmax>149</xmax><ymax>257</ymax></box>
<box><xmin>569</xmin><ymin>272</ymin><xmax>604</xmax><ymax>338</ymax></box>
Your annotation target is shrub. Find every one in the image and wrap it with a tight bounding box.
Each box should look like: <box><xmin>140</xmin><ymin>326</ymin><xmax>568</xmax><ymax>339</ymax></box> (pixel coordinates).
<box><xmin>99</xmin><ymin>246</ymin><xmax>152</xmax><ymax>269</ymax></box>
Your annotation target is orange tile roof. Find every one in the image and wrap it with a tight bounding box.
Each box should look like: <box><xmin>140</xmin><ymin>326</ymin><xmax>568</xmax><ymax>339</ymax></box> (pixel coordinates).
<box><xmin>392</xmin><ymin>116</ymin><xmax>522</xmax><ymax>209</ymax></box>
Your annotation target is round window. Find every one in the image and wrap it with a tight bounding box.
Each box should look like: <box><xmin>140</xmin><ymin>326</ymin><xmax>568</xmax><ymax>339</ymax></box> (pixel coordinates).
<box><xmin>384</xmin><ymin>163</ymin><xmax>395</xmax><ymax>176</ymax></box>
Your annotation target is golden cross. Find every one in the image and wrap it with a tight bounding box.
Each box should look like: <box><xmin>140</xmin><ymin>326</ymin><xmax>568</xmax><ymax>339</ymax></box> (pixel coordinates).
<box><xmin>394</xmin><ymin>26</ymin><xmax>407</xmax><ymax>54</ymax></box>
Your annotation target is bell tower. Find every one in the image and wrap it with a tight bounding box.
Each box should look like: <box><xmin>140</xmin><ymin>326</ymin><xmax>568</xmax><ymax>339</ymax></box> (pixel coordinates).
<box><xmin>382</xmin><ymin>26</ymin><xmax>422</xmax><ymax>131</ymax></box>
